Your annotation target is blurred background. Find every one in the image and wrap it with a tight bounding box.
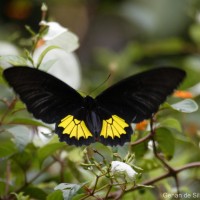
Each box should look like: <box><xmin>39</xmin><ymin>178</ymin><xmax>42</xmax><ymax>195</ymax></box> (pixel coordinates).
<box><xmin>1</xmin><ymin>0</ymin><xmax>200</xmax><ymax>199</ymax></box>
<box><xmin>1</xmin><ymin>0</ymin><xmax>200</xmax><ymax>76</ymax></box>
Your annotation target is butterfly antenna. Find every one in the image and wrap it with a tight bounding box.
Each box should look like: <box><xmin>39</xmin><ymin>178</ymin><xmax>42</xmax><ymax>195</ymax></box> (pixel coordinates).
<box><xmin>89</xmin><ymin>73</ymin><xmax>111</xmax><ymax>96</ymax></box>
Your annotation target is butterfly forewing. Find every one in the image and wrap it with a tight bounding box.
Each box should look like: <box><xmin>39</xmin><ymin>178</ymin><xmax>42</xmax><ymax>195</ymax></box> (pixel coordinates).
<box><xmin>3</xmin><ymin>67</ymin><xmax>84</xmax><ymax>123</ymax></box>
<box><xmin>96</xmin><ymin>67</ymin><xmax>186</xmax><ymax>123</ymax></box>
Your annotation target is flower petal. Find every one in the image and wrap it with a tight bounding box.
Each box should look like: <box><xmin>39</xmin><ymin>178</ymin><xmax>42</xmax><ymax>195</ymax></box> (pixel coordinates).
<box><xmin>111</xmin><ymin>161</ymin><xmax>137</xmax><ymax>180</ymax></box>
<box><xmin>40</xmin><ymin>21</ymin><xmax>79</xmax><ymax>52</ymax></box>
<box><xmin>33</xmin><ymin>44</ymin><xmax>81</xmax><ymax>89</ymax></box>
<box><xmin>40</xmin><ymin>21</ymin><xmax>66</xmax><ymax>40</ymax></box>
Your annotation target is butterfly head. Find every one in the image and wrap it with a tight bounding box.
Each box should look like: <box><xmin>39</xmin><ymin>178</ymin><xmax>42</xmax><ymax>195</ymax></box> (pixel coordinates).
<box><xmin>84</xmin><ymin>95</ymin><xmax>97</xmax><ymax>110</ymax></box>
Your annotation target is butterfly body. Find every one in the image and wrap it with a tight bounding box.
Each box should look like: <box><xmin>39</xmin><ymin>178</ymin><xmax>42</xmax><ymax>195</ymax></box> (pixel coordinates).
<box><xmin>3</xmin><ymin>66</ymin><xmax>186</xmax><ymax>146</ymax></box>
<box><xmin>83</xmin><ymin>96</ymin><xmax>103</xmax><ymax>139</ymax></box>
<box><xmin>55</xmin><ymin>95</ymin><xmax>132</xmax><ymax>146</ymax></box>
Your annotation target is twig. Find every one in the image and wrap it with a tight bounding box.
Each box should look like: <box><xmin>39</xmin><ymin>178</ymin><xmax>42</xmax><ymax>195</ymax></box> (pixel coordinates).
<box><xmin>0</xmin><ymin>98</ymin><xmax>17</xmax><ymax>123</ymax></box>
<box><xmin>149</xmin><ymin>117</ymin><xmax>180</xmax><ymax>198</ymax></box>
<box><xmin>108</xmin><ymin>161</ymin><xmax>200</xmax><ymax>198</ymax></box>
<box><xmin>130</xmin><ymin>132</ymin><xmax>152</xmax><ymax>146</ymax></box>
<box><xmin>176</xmin><ymin>162</ymin><xmax>200</xmax><ymax>172</ymax></box>
<box><xmin>92</xmin><ymin>175</ymin><xmax>101</xmax><ymax>195</ymax></box>
<box><xmin>104</xmin><ymin>184</ymin><xmax>113</xmax><ymax>199</ymax></box>
<box><xmin>136</xmin><ymin>161</ymin><xmax>200</xmax><ymax>189</ymax></box>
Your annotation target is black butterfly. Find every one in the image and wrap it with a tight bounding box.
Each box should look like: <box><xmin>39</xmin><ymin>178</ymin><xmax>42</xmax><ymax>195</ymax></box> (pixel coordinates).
<box><xmin>3</xmin><ymin>67</ymin><xmax>185</xmax><ymax>146</ymax></box>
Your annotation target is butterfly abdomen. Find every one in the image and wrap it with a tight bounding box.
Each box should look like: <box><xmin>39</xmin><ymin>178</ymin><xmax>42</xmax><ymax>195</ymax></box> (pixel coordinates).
<box><xmin>84</xmin><ymin>96</ymin><xmax>102</xmax><ymax>139</ymax></box>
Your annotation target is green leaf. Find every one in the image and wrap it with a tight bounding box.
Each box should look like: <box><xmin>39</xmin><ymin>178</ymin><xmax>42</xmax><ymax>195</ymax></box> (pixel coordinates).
<box><xmin>155</xmin><ymin>128</ymin><xmax>175</xmax><ymax>159</ymax></box>
<box><xmin>8</xmin><ymin>126</ymin><xmax>31</xmax><ymax>151</ymax></box>
<box><xmin>39</xmin><ymin>59</ymin><xmax>58</xmax><ymax>71</ymax></box>
<box><xmin>67</xmin><ymin>148</ymin><xmax>84</xmax><ymax>163</ymax></box>
<box><xmin>24</xmin><ymin>49</ymin><xmax>34</xmax><ymax>66</ymax></box>
<box><xmin>36</xmin><ymin>45</ymin><xmax>60</xmax><ymax>68</ymax></box>
<box><xmin>124</xmin><ymin>188</ymin><xmax>156</xmax><ymax>200</ymax></box>
<box><xmin>12</xmin><ymin>100</ymin><xmax>26</xmax><ymax>111</ymax></box>
<box><xmin>190</xmin><ymin>24</ymin><xmax>200</xmax><ymax>44</ymax></box>
<box><xmin>0</xmin><ymin>67</ymin><xmax>6</xmax><ymax>84</ymax></box>
<box><xmin>159</xmin><ymin>118</ymin><xmax>182</xmax><ymax>132</ymax></box>
<box><xmin>112</xmin><ymin>143</ymin><xmax>129</xmax><ymax>159</ymax></box>
<box><xmin>171</xmin><ymin>99</ymin><xmax>198</xmax><ymax>113</ymax></box>
<box><xmin>11</xmin><ymin>144</ymin><xmax>37</xmax><ymax>173</ymax></box>
<box><xmin>89</xmin><ymin>143</ymin><xmax>113</xmax><ymax>163</ymax></box>
<box><xmin>47</xmin><ymin>190</ymin><xmax>63</xmax><ymax>200</ymax></box>
<box><xmin>0</xmin><ymin>141</ymin><xmax>17</xmax><ymax>159</ymax></box>
<box><xmin>0</xmin><ymin>84</ymin><xmax>14</xmax><ymax>99</ymax></box>
<box><xmin>37</xmin><ymin>142</ymin><xmax>65</xmax><ymax>164</ymax></box>
<box><xmin>0</xmin><ymin>181</ymin><xmax>6</xmax><ymax>196</ymax></box>
<box><xmin>55</xmin><ymin>183</ymin><xmax>84</xmax><ymax>200</ymax></box>
<box><xmin>72</xmin><ymin>193</ymin><xmax>86</xmax><ymax>200</ymax></box>
<box><xmin>11</xmin><ymin>192</ymin><xmax>30</xmax><ymax>200</ymax></box>
<box><xmin>139</xmin><ymin>158</ymin><xmax>160</xmax><ymax>171</ymax></box>
<box><xmin>0</xmin><ymin>55</ymin><xmax>27</xmax><ymax>66</ymax></box>
<box><xmin>8</xmin><ymin>117</ymin><xmax>47</xmax><ymax>127</ymax></box>
<box><xmin>160</xmin><ymin>102</ymin><xmax>172</xmax><ymax>110</ymax></box>
<box><xmin>24</xmin><ymin>187</ymin><xmax>47</xmax><ymax>200</ymax></box>
<box><xmin>131</xmin><ymin>141</ymin><xmax>148</xmax><ymax>159</ymax></box>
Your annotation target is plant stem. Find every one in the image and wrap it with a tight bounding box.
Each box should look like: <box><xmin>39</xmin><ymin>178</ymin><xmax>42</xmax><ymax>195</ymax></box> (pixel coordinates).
<box><xmin>130</xmin><ymin>132</ymin><xmax>152</xmax><ymax>146</ymax></box>
<box><xmin>108</xmin><ymin>161</ymin><xmax>200</xmax><ymax>199</ymax></box>
<box><xmin>149</xmin><ymin>117</ymin><xmax>180</xmax><ymax>195</ymax></box>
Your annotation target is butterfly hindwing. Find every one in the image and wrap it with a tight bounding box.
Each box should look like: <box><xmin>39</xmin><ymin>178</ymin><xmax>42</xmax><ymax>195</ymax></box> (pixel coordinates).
<box><xmin>98</xmin><ymin>108</ymin><xmax>133</xmax><ymax>146</ymax></box>
<box><xmin>56</xmin><ymin>111</ymin><xmax>95</xmax><ymax>146</ymax></box>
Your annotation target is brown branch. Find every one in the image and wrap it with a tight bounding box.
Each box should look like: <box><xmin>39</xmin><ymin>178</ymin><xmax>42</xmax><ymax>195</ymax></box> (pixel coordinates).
<box><xmin>149</xmin><ymin>117</ymin><xmax>181</xmax><ymax>199</ymax></box>
<box><xmin>108</xmin><ymin>161</ymin><xmax>200</xmax><ymax>199</ymax></box>
<box><xmin>148</xmin><ymin>117</ymin><xmax>175</xmax><ymax>173</ymax></box>
<box><xmin>0</xmin><ymin>98</ymin><xmax>17</xmax><ymax>123</ymax></box>
<box><xmin>135</xmin><ymin>161</ymin><xmax>200</xmax><ymax>190</ymax></box>
<box><xmin>176</xmin><ymin>162</ymin><xmax>200</xmax><ymax>173</ymax></box>
<box><xmin>130</xmin><ymin>132</ymin><xmax>152</xmax><ymax>146</ymax></box>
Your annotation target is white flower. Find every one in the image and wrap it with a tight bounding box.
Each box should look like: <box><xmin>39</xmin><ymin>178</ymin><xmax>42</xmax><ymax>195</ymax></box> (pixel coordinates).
<box><xmin>0</xmin><ymin>41</ymin><xmax>20</xmax><ymax>68</ymax></box>
<box><xmin>33</xmin><ymin>21</ymin><xmax>81</xmax><ymax>89</ymax></box>
<box><xmin>33</xmin><ymin>45</ymin><xmax>81</xmax><ymax>89</ymax></box>
<box><xmin>40</xmin><ymin>21</ymin><xmax>79</xmax><ymax>52</ymax></box>
<box><xmin>33</xmin><ymin>125</ymin><xmax>54</xmax><ymax>147</ymax></box>
<box><xmin>111</xmin><ymin>161</ymin><xmax>137</xmax><ymax>180</ymax></box>
<box><xmin>147</xmin><ymin>140</ymin><xmax>154</xmax><ymax>151</ymax></box>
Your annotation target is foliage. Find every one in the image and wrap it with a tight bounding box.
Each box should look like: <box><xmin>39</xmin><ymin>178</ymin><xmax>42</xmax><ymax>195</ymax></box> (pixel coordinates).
<box><xmin>1</xmin><ymin>2</ymin><xmax>200</xmax><ymax>200</ymax></box>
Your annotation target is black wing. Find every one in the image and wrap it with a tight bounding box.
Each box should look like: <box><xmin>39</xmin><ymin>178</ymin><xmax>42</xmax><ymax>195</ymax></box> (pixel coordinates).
<box><xmin>3</xmin><ymin>66</ymin><xmax>84</xmax><ymax>124</ymax></box>
<box><xmin>96</xmin><ymin>67</ymin><xmax>186</xmax><ymax>123</ymax></box>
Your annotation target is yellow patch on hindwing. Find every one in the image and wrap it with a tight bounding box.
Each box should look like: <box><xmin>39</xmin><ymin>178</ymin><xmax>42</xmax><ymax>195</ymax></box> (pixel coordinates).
<box><xmin>100</xmin><ymin>115</ymin><xmax>129</xmax><ymax>139</ymax></box>
<box><xmin>58</xmin><ymin>115</ymin><xmax>92</xmax><ymax>140</ymax></box>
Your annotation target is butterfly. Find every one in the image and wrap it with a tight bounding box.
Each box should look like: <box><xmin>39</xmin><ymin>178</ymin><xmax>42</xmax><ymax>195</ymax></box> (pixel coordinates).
<box><xmin>3</xmin><ymin>66</ymin><xmax>186</xmax><ymax>146</ymax></box>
